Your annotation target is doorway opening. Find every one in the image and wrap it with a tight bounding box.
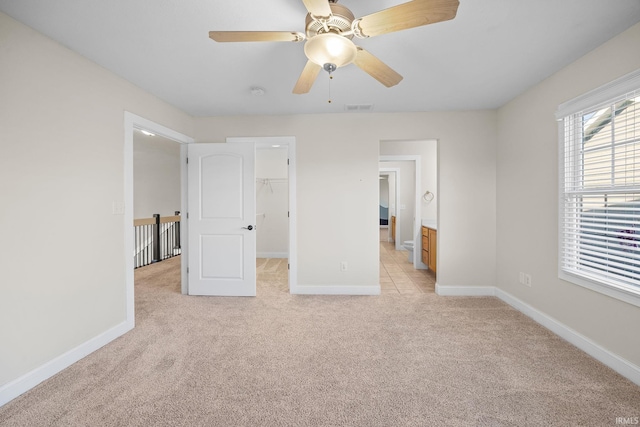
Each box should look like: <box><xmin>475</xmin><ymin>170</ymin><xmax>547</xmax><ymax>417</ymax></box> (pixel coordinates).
<box><xmin>379</xmin><ymin>140</ymin><xmax>438</xmax><ymax>294</ymax></box>
<box><xmin>379</xmin><ymin>168</ymin><xmax>400</xmax><ymax>245</ymax></box>
<box><xmin>124</xmin><ymin>112</ymin><xmax>194</xmax><ymax>327</ymax></box>
<box><xmin>227</xmin><ymin>136</ymin><xmax>297</xmax><ymax>295</ymax></box>
<box><xmin>380</xmin><ymin>140</ymin><xmax>438</xmax><ymax>269</ymax></box>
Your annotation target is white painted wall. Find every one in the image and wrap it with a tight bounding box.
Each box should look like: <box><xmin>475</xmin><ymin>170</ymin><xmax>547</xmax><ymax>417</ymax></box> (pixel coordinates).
<box><xmin>0</xmin><ymin>12</ymin><xmax>192</xmax><ymax>391</ymax></box>
<box><xmin>380</xmin><ymin>160</ymin><xmax>415</xmax><ymax>245</ymax></box>
<box><xmin>194</xmin><ymin>111</ymin><xmax>497</xmax><ymax>291</ymax></box>
<box><xmin>380</xmin><ymin>171</ymin><xmax>397</xmax><ymax>243</ymax></box>
<box><xmin>4</xmin><ymin>3</ymin><xmax>638</xmax><ymax>405</ymax></box>
<box><xmin>255</xmin><ymin>147</ymin><xmax>289</xmax><ymax>258</ymax></box>
<box><xmin>133</xmin><ymin>133</ymin><xmax>181</xmax><ymax>218</ymax></box>
<box><xmin>496</xmin><ymin>22</ymin><xmax>640</xmax><ymax>366</ymax></box>
<box><xmin>380</xmin><ymin>140</ymin><xmax>438</xmax><ymax>222</ymax></box>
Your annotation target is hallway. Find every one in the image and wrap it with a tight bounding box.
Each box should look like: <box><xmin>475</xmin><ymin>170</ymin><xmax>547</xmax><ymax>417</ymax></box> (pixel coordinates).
<box><xmin>379</xmin><ymin>237</ymin><xmax>436</xmax><ymax>294</ymax></box>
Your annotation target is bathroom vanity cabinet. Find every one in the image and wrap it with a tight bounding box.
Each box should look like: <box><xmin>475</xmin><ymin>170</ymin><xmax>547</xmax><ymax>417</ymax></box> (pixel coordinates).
<box><xmin>391</xmin><ymin>216</ymin><xmax>396</xmax><ymax>242</ymax></box>
<box><xmin>421</xmin><ymin>226</ymin><xmax>437</xmax><ymax>274</ymax></box>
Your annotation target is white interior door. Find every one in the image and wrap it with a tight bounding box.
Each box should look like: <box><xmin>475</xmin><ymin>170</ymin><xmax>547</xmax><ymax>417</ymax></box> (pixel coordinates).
<box><xmin>187</xmin><ymin>142</ymin><xmax>256</xmax><ymax>296</ymax></box>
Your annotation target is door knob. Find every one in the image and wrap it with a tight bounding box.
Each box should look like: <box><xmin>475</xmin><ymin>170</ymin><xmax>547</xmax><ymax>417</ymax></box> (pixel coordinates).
<box><xmin>242</xmin><ymin>225</ymin><xmax>254</xmax><ymax>231</ymax></box>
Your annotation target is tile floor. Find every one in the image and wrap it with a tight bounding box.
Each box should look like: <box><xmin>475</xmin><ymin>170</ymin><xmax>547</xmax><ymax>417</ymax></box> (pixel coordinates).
<box><xmin>379</xmin><ymin>228</ymin><xmax>436</xmax><ymax>294</ymax></box>
<box><xmin>255</xmin><ymin>229</ymin><xmax>436</xmax><ymax>295</ymax></box>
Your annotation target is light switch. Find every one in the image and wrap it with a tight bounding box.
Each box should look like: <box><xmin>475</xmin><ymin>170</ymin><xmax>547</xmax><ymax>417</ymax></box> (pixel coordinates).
<box><xmin>112</xmin><ymin>201</ymin><xmax>125</xmax><ymax>215</ymax></box>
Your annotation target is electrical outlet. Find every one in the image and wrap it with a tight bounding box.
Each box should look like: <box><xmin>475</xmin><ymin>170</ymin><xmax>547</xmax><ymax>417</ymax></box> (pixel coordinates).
<box><xmin>519</xmin><ymin>272</ymin><xmax>532</xmax><ymax>287</ymax></box>
<box><xmin>340</xmin><ymin>261</ymin><xmax>348</xmax><ymax>271</ymax></box>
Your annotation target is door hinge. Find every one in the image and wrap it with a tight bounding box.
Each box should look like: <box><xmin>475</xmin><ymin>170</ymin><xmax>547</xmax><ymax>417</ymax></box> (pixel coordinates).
<box><xmin>288</xmin><ymin>263</ymin><xmax>290</xmax><ymax>270</ymax></box>
<box><xmin>287</xmin><ymin>211</ymin><xmax>289</xmax><ymax>218</ymax></box>
<box><xmin>187</xmin><ymin>267</ymin><xmax>189</xmax><ymax>274</ymax></box>
<box><xmin>186</xmin><ymin>212</ymin><xmax>189</xmax><ymax>219</ymax></box>
<box><xmin>287</xmin><ymin>159</ymin><xmax>290</xmax><ymax>165</ymax></box>
<box><xmin>186</xmin><ymin>157</ymin><xmax>189</xmax><ymax>164</ymax></box>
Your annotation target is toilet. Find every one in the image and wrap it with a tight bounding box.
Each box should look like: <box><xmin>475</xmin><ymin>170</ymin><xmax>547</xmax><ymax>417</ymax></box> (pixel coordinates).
<box><xmin>402</xmin><ymin>240</ymin><xmax>414</xmax><ymax>262</ymax></box>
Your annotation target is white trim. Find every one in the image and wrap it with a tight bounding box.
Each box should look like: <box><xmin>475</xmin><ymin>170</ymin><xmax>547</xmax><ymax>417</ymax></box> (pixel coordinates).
<box><xmin>432</xmin><ymin>283</ymin><xmax>640</xmax><ymax>387</ymax></box>
<box><xmin>495</xmin><ymin>288</ymin><xmax>640</xmax><ymax>387</ymax></box>
<box><xmin>292</xmin><ymin>285</ymin><xmax>380</xmax><ymax>295</ymax></box>
<box><xmin>0</xmin><ymin>321</ymin><xmax>130</xmax><ymax>407</ymax></box>
<box><xmin>125</xmin><ymin>112</ymin><xmax>194</xmax><ymax>302</ymax></box>
<box><xmin>180</xmin><ymin>143</ymin><xmax>189</xmax><ymax>294</ymax></box>
<box><xmin>226</xmin><ymin>136</ymin><xmax>298</xmax><ymax>293</ymax></box>
<box><xmin>556</xmin><ymin>75</ymin><xmax>640</xmax><ymax>307</ymax></box>
<box><xmin>257</xmin><ymin>252</ymin><xmax>288</xmax><ymax>259</ymax></box>
<box><xmin>556</xmin><ymin>68</ymin><xmax>640</xmax><ymax>119</ymax></box>
<box><xmin>435</xmin><ymin>283</ymin><xmax>496</xmax><ymax>296</ymax></box>
<box><xmin>0</xmin><ymin>114</ymin><xmax>194</xmax><ymax>407</ymax></box>
<box><xmin>559</xmin><ymin>271</ymin><xmax>640</xmax><ymax>308</ymax></box>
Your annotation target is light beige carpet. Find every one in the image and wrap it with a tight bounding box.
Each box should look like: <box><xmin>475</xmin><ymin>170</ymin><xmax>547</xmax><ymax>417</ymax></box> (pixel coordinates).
<box><xmin>1</xmin><ymin>256</ymin><xmax>638</xmax><ymax>426</ymax></box>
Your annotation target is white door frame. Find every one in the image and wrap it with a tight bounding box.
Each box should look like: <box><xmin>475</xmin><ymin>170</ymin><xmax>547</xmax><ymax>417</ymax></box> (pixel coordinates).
<box><xmin>124</xmin><ymin>112</ymin><xmax>194</xmax><ymax>326</ymax></box>
<box><xmin>379</xmin><ymin>168</ymin><xmax>400</xmax><ymax>244</ymax></box>
<box><xmin>379</xmin><ymin>155</ymin><xmax>424</xmax><ymax>269</ymax></box>
<box><xmin>227</xmin><ymin>136</ymin><xmax>298</xmax><ymax>293</ymax></box>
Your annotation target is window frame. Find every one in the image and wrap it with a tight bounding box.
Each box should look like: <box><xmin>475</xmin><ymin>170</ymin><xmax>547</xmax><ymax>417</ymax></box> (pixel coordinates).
<box><xmin>557</xmin><ymin>68</ymin><xmax>640</xmax><ymax>308</ymax></box>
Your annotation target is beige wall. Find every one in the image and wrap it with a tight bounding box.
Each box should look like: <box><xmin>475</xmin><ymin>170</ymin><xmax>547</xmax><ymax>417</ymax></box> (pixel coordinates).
<box><xmin>194</xmin><ymin>110</ymin><xmax>497</xmax><ymax>290</ymax></box>
<box><xmin>380</xmin><ymin>139</ymin><xmax>439</xmax><ymax>259</ymax></box>
<box><xmin>379</xmin><ymin>160</ymin><xmax>415</xmax><ymax>246</ymax></box>
<box><xmin>0</xmin><ymin>12</ymin><xmax>193</xmax><ymax>386</ymax></box>
<box><xmin>380</xmin><ymin>140</ymin><xmax>438</xmax><ymax>223</ymax></box>
<box><xmin>496</xmin><ymin>22</ymin><xmax>640</xmax><ymax>366</ymax></box>
<box><xmin>5</xmin><ymin>0</ymin><xmax>637</xmax><ymax>401</ymax></box>
<box><xmin>2</xmin><ymin>1</ymin><xmax>637</xmax><ymax>406</ymax></box>
<box><xmin>255</xmin><ymin>147</ymin><xmax>289</xmax><ymax>256</ymax></box>
<box><xmin>0</xmin><ymin>9</ymin><xmax>497</xmax><ymax>394</ymax></box>
<box><xmin>134</xmin><ymin>133</ymin><xmax>181</xmax><ymax>218</ymax></box>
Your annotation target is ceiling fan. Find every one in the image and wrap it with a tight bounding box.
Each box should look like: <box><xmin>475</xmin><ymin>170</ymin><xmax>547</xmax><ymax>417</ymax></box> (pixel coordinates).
<box><xmin>209</xmin><ymin>0</ymin><xmax>460</xmax><ymax>94</ymax></box>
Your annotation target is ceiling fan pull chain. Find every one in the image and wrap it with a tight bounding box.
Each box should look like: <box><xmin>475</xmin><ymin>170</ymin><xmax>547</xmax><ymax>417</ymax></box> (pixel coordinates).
<box><xmin>323</xmin><ymin>63</ymin><xmax>337</xmax><ymax>104</ymax></box>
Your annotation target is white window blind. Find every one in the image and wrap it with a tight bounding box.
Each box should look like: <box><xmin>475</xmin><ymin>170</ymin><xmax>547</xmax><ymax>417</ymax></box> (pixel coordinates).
<box><xmin>559</xmin><ymin>72</ymin><xmax>640</xmax><ymax>301</ymax></box>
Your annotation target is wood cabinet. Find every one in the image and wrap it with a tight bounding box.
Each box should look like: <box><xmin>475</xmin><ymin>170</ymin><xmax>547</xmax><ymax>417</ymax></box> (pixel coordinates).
<box><xmin>391</xmin><ymin>216</ymin><xmax>396</xmax><ymax>242</ymax></box>
<box><xmin>421</xmin><ymin>226</ymin><xmax>437</xmax><ymax>274</ymax></box>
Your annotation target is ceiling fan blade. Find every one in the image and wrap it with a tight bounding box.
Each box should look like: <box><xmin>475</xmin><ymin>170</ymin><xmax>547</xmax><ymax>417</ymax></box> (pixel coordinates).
<box><xmin>301</xmin><ymin>0</ymin><xmax>332</xmax><ymax>18</ymax></box>
<box><xmin>209</xmin><ymin>31</ymin><xmax>305</xmax><ymax>43</ymax></box>
<box><xmin>354</xmin><ymin>47</ymin><xmax>403</xmax><ymax>87</ymax></box>
<box><xmin>293</xmin><ymin>60</ymin><xmax>322</xmax><ymax>94</ymax></box>
<box><xmin>356</xmin><ymin>0</ymin><xmax>459</xmax><ymax>38</ymax></box>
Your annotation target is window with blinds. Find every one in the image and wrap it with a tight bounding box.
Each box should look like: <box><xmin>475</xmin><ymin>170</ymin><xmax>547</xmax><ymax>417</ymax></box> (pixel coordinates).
<box><xmin>559</xmin><ymin>71</ymin><xmax>640</xmax><ymax>302</ymax></box>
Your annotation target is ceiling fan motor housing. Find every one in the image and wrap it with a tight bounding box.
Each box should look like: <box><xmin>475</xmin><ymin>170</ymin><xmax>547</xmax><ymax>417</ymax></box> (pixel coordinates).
<box><xmin>305</xmin><ymin>3</ymin><xmax>355</xmax><ymax>39</ymax></box>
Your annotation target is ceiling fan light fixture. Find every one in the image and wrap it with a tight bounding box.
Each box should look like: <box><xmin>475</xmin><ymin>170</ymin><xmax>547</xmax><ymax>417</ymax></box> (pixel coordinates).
<box><xmin>304</xmin><ymin>33</ymin><xmax>357</xmax><ymax>68</ymax></box>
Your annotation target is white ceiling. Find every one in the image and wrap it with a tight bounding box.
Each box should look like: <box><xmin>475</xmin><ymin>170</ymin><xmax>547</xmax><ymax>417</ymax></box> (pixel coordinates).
<box><xmin>2</xmin><ymin>0</ymin><xmax>639</xmax><ymax>117</ymax></box>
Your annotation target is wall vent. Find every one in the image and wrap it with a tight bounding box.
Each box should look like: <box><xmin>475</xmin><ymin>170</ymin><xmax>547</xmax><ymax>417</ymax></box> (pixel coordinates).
<box><xmin>344</xmin><ymin>104</ymin><xmax>374</xmax><ymax>112</ymax></box>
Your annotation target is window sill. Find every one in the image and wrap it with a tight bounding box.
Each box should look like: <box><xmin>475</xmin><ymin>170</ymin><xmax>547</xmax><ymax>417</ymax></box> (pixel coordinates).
<box><xmin>559</xmin><ymin>270</ymin><xmax>640</xmax><ymax>308</ymax></box>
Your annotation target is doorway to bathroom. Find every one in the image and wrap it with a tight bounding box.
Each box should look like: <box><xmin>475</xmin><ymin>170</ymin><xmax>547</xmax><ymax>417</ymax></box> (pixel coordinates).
<box><xmin>379</xmin><ymin>140</ymin><xmax>438</xmax><ymax>294</ymax></box>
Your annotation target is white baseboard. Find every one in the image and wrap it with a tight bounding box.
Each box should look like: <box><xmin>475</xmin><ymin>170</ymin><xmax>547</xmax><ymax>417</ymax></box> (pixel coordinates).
<box><xmin>435</xmin><ymin>283</ymin><xmax>640</xmax><ymax>387</ymax></box>
<box><xmin>0</xmin><ymin>321</ymin><xmax>132</xmax><ymax>407</ymax></box>
<box><xmin>291</xmin><ymin>285</ymin><xmax>380</xmax><ymax>295</ymax></box>
<box><xmin>494</xmin><ymin>288</ymin><xmax>640</xmax><ymax>387</ymax></box>
<box><xmin>435</xmin><ymin>283</ymin><xmax>496</xmax><ymax>296</ymax></box>
<box><xmin>257</xmin><ymin>252</ymin><xmax>288</xmax><ymax>259</ymax></box>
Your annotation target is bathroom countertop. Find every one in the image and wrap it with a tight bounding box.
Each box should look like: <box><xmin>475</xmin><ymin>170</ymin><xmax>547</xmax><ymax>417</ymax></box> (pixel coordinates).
<box><xmin>421</xmin><ymin>220</ymin><xmax>437</xmax><ymax>230</ymax></box>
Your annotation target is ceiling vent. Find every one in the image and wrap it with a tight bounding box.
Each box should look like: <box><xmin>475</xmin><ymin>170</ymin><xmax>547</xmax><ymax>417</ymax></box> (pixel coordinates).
<box><xmin>344</xmin><ymin>104</ymin><xmax>373</xmax><ymax>112</ymax></box>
